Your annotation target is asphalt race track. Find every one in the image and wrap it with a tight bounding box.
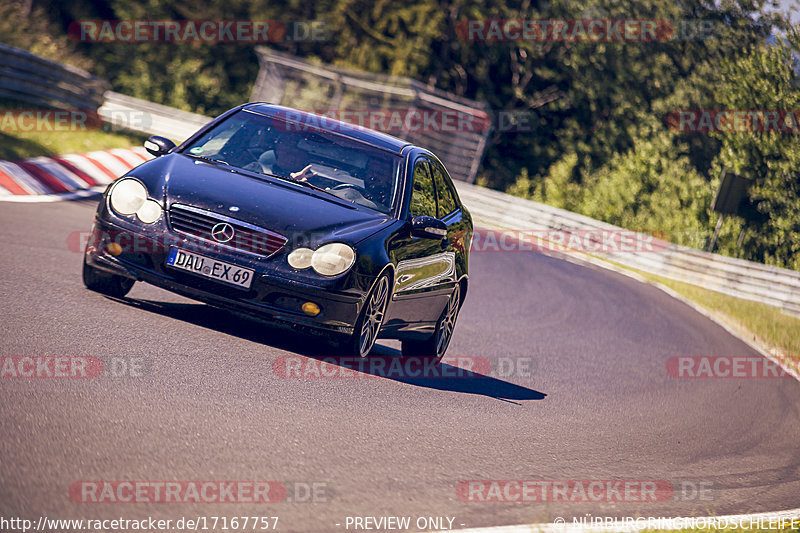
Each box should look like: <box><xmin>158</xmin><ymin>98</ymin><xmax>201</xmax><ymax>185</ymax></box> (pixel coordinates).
<box><xmin>1</xmin><ymin>199</ymin><xmax>799</xmax><ymax>532</ymax></box>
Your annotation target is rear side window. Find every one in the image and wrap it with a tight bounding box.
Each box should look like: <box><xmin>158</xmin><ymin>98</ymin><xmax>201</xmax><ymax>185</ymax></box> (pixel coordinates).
<box><xmin>431</xmin><ymin>161</ymin><xmax>458</xmax><ymax>217</ymax></box>
<box><xmin>409</xmin><ymin>160</ymin><xmax>438</xmax><ymax>218</ymax></box>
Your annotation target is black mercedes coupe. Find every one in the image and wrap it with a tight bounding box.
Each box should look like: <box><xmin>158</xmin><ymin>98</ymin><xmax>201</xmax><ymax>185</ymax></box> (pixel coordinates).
<box><xmin>83</xmin><ymin>103</ymin><xmax>472</xmax><ymax>362</ymax></box>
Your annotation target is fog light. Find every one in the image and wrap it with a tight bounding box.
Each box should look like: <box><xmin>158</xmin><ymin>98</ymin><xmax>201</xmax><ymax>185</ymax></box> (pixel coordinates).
<box><xmin>302</xmin><ymin>302</ymin><xmax>320</xmax><ymax>317</ymax></box>
<box><xmin>107</xmin><ymin>242</ymin><xmax>122</xmax><ymax>256</ymax></box>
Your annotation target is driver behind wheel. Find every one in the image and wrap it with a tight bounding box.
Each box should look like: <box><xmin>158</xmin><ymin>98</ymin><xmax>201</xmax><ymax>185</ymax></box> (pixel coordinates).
<box><xmin>258</xmin><ymin>137</ymin><xmax>315</xmax><ymax>180</ymax></box>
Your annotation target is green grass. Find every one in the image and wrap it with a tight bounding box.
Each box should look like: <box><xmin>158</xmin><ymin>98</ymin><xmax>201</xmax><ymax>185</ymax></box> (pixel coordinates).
<box><xmin>0</xmin><ymin>98</ymin><xmax>146</xmax><ymax>160</ymax></box>
<box><xmin>0</xmin><ymin>129</ymin><xmax>146</xmax><ymax>161</ymax></box>
<box><xmin>622</xmin><ymin>265</ymin><xmax>800</xmax><ymax>364</ymax></box>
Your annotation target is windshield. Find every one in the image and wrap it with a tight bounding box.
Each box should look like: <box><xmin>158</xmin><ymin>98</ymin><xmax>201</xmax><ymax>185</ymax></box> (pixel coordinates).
<box><xmin>182</xmin><ymin>109</ymin><xmax>403</xmax><ymax>214</ymax></box>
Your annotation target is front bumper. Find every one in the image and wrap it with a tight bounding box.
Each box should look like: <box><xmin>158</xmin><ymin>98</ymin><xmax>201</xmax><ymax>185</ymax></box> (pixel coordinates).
<box><xmin>85</xmin><ymin>216</ymin><xmax>374</xmax><ymax>336</ymax></box>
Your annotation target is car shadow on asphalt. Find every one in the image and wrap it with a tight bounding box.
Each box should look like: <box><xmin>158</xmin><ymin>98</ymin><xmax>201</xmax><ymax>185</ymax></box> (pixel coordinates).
<box><xmin>109</xmin><ymin>296</ymin><xmax>547</xmax><ymax>403</ymax></box>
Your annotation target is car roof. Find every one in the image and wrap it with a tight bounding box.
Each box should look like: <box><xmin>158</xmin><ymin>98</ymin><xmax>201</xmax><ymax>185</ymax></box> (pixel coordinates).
<box><xmin>243</xmin><ymin>103</ymin><xmax>413</xmax><ymax>154</ymax></box>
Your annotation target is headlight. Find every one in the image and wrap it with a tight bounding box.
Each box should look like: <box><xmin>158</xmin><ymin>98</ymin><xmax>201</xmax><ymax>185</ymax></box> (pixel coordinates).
<box><xmin>311</xmin><ymin>243</ymin><xmax>356</xmax><ymax>276</ymax></box>
<box><xmin>109</xmin><ymin>178</ymin><xmax>162</xmax><ymax>224</ymax></box>
<box><xmin>136</xmin><ymin>199</ymin><xmax>162</xmax><ymax>224</ymax></box>
<box><xmin>288</xmin><ymin>247</ymin><xmax>314</xmax><ymax>269</ymax></box>
<box><xmin>109</xmin><ymin>178</ymin><xmax>147</xmax><ymax>215</ymax></box>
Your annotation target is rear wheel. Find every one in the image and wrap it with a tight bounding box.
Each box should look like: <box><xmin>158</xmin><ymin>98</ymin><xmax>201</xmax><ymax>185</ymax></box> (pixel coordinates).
<box><xmin>401</xmin><ymin>283</ymin><xmax>461</xmax><ymax>365</ymax></box>
<box><xmin>344</xmin><ymin>274</ymin><xmax>390</xmax><ymax>358</ymax></box>
<box><xmin>82</xmin><ymin>255</ymin><xmax>135</xmax><ymax>298</ymax></box>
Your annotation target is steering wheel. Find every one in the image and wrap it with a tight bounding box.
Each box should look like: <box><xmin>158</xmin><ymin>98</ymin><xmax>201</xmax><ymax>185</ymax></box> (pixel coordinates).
<box><xmin>245</xmin><ymin>147</ymin><xmax>264</xmax><ymax>159</ymax></box>
<box><xmin>328</xmin><ymin>183</ymin><xmax>380</xmax><ymax>210</ymax></box>
<box><xmin>331</xmin><ymin>183</ymin><xmax>360</xmax><ymax>191</ymax></box>
<box><xmin>242</xmin><ymin>160</ymin><xmax>265</xmax><ymax>173</ymax></box>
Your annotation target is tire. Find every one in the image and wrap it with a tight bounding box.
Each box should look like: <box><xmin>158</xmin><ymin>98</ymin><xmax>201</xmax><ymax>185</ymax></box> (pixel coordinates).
<box><xmin>82</xmin><ymin>255</ymin><xmax>135</xmax><ymax>298</ymax></box>
<box><xmin>401</xmin><ymin>283</ymin><xmax>461</xmax><ymax>365</ymax></box>
<box><xmin>343</xmin><ymin>274</ymin><xmax>391</xmax><ymax>358</ymax></box>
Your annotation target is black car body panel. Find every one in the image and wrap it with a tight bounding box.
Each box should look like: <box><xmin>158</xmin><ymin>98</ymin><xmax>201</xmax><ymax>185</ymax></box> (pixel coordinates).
<box><xmin>84</xmin><ymin>104</ymin><xmax>472</xmax><ymax>345</ymax></box>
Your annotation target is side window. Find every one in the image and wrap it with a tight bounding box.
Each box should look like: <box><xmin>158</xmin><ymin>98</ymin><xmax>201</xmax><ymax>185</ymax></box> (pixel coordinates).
<box><xmin>409</xmin><ymin>160</ymin><xmax>438</xmax><ymax>218</ymax></box>
<box><xmin>431</xmin><ymin>161</ymin><xmax>458</xmax><ymax>217</ymax></box>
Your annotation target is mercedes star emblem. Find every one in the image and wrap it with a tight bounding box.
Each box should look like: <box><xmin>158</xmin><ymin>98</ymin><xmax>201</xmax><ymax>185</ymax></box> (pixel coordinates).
<box><xmin>210</xmin><ymin>222</ymin><xmax>235</xmax><ymax>243</ymax></box>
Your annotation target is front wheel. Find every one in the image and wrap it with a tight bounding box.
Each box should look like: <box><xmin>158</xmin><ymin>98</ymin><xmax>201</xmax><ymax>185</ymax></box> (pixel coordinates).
<box><xmin>343</xmin><ymin>274</ymin><xmax>391</xmax><ymax>358</ymax></box>
<box><xmin>82</xmin><ymin>255</ymin><xmax>135</xmax><ymax>298</ymax></box>
<box><xmin>401</xmin><ymin>283</ymin><xmax>461</xmax><ymax>365</ymax></box>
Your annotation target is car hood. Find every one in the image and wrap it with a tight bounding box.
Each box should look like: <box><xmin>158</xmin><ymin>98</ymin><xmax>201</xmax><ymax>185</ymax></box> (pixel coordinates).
<box><xmin>136</xmin><ymin>154</ymin><xmax>394</xmax><ymax>246</ymax></box>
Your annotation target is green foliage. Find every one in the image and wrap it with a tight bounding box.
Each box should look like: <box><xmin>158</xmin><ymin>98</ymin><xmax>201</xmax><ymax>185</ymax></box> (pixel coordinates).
<box><xmin>507</xmin><ymin>154</ymin><xmax>582</xmax><ymax>212</ymax></box>
<box><xmin>580</xmin><ymin>124</ymin><xmax>714</xmax><ymax>248</ymax></box>
<box><xmin>74</xmin><ymin>0</ymin><xmax>263</xmax><ymax>115</ymax></box>
<box><xmin>708</xmin><ymin>34</ymin><xmax>800</xmax><ymax>269</ymax></box>
<box><xmin>508</xmin><ymin>119</ymin><xmax>715</xmax><ymax>248</ymax></box>
<box><xmin>325</xmin><ymin>0</ymin><xmax>444</xmax><ymax>79</ymax></box>
<box><xmin>0</xmin><ymin>1</ymin><xmax>91</xmax><ymax>69</ymax></box>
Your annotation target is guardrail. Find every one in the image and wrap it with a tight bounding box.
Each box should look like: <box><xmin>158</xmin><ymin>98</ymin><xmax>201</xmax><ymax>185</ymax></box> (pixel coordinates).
<box><xmin>0</xmin><ymin>44</ymin><xmax>208</xmax><ymax>143</ymax></box>
<box><xmin>252</xmin><ymin>47</ymin><xmax>491</xmax><ymax>183</ymax></box>
<box><xmin>0</xmin><ymin>43</ymin><xmax>109</xmax><ymax>110</ymax></box>
<box><xmin>98</xmin><ymin>91</ymin><xmax>211</xmax><ymax>143</ymax></box>
<box><xmin>453</xmin><ymin>181</ymin><xmax>800</xmax><ymax>318</ymax></box>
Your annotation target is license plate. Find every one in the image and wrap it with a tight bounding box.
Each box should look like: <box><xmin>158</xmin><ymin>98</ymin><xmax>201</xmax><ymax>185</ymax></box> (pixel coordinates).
<box><xmin>166</xmin><ymin>247</ymin><xmax>254</xmax><ymax>289</ymax></box>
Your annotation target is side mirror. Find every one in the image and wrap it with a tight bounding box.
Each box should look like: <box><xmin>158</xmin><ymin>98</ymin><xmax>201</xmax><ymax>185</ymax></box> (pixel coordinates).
<box><xmin>411</xmin><ymin>216</ymin><xmax>447</xmax><ymax>239</ymax></box>
<box><xmin>144</xmin><ymin>135</ymin><xmax>176</xmax><ymax>157</ymax></box>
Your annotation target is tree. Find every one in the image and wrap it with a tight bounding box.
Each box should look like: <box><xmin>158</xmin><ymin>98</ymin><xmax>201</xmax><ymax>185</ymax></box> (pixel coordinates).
<box><xmin>709</xmin><ymin>32</ymin><xmax>800</xmax><ymax>269</ymax></box>
<box><xmin>509</xmin><ymin>116</ymin><xmax>714</xmax><ymax>248</ymax></box>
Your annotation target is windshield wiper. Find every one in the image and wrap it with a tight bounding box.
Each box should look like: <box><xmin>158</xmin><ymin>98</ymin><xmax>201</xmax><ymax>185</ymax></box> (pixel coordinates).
<box><xmin>285</xmin><ymin>176</ymin><xmax>335</xmax><ymax>195</ymax></box>
<box><xmin>257</xmin><ymin>170</ymin><xmax>345</xmax><ymax>201</ymax></box>
<box><xmin>185</xmin><ymin>154</ymin><xmax>232</xmax><ymax>166</ymax></box>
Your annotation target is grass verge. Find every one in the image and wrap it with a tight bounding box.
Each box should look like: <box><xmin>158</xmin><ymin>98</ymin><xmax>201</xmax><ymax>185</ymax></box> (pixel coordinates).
<box><xmin>1</xmin><ymin>98</ymin><xmax>146</xmax><ymax>160</ymax></box>
<box><xmin>0</xmin><ymin>129</ymin><xmax>145</xmax><ymax>161</ymax></box>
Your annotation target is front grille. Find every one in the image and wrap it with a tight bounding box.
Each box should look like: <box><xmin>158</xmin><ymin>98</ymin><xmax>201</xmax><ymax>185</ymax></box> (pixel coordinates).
<box><xmin>169</xmin><ymin>204</ymin><xmax>287</xmax><ymax>257</ymax></box>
